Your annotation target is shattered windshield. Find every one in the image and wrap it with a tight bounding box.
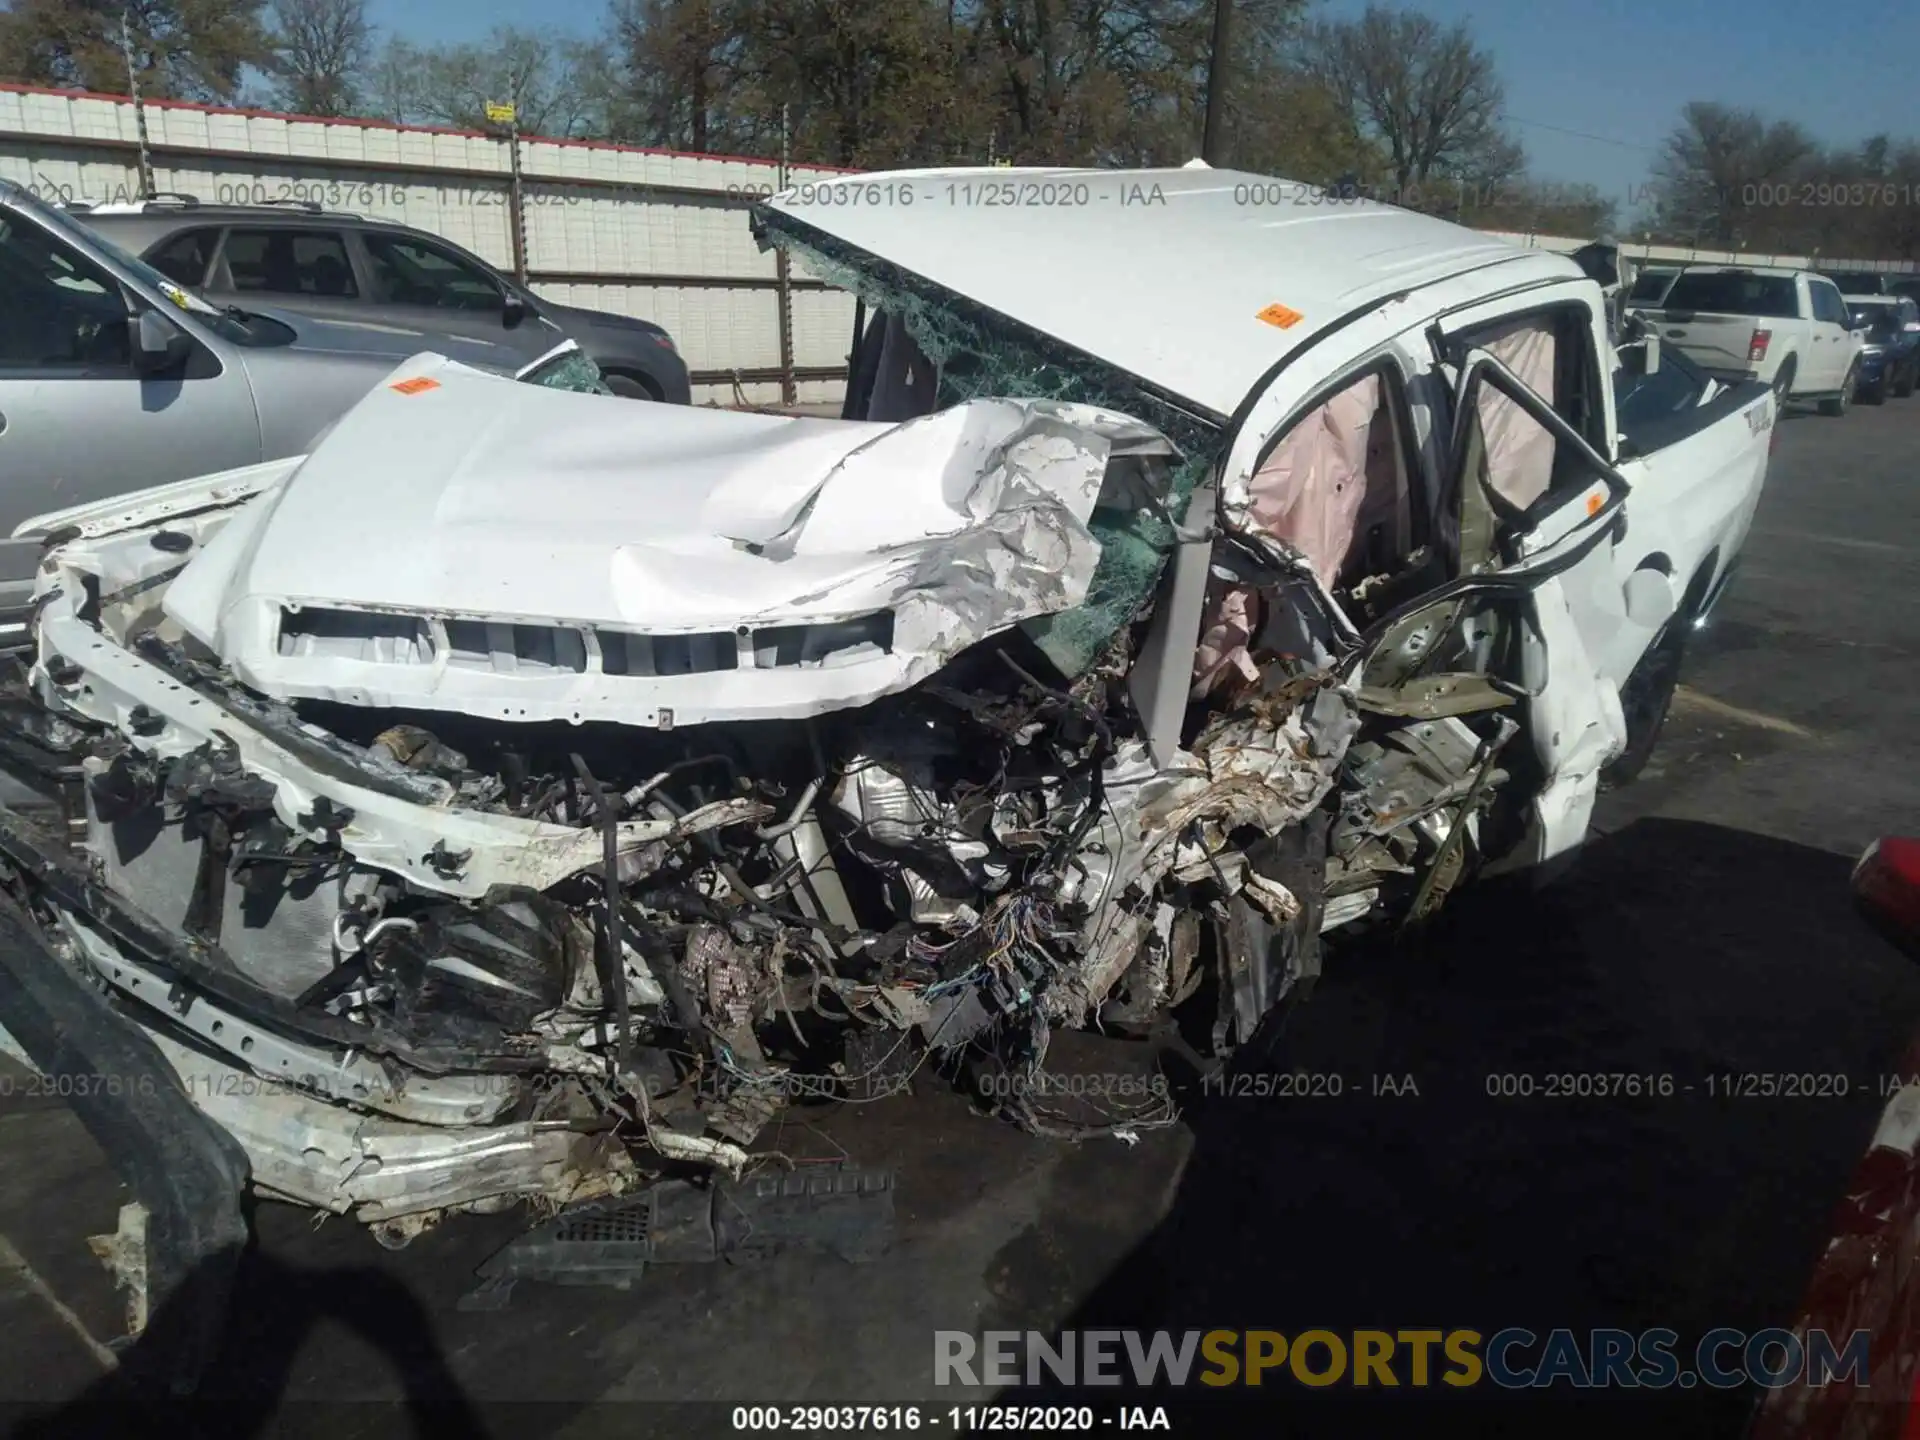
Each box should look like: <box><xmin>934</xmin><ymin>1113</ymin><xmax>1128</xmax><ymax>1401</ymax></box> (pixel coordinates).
<box><xmin>516</xmin><ymin>344</ymin><xmax>614</xmax><ymax>394</ymax></box>
<box><xmin>754</xmin><ymin>207</ymin><xmax>1226</xmax><ymax>678</ymax></box>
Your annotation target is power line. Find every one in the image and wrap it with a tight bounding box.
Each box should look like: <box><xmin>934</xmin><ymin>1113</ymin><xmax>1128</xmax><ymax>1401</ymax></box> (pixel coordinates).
<box><xmin>1500</xmin><ymin>113</ymin><xmax>1660</xmax><ymax>153</ymax></box>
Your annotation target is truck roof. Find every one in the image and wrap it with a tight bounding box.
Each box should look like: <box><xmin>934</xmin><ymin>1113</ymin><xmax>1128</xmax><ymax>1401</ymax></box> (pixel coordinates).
<box><xmin>757</xmin><ymin>165</ymin><xmax>1581</xmax><ymax>418</ymax></box>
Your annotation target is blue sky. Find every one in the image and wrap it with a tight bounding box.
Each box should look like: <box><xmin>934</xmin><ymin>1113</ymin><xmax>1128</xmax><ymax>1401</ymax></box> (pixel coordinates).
<box><xmin>1321</xmin><ymin>0</ymin><xmax>1920</xmax><ymax>217</ymax></box>
<box><xmin>368</xmin><ymin>0</ymin><xmax>1920</xmax><ymax>209</ymax></box>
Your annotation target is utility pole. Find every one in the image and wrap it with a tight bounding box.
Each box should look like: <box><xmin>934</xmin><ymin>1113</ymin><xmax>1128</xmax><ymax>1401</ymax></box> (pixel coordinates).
<box><xmin>120</xmin><ymin>10</ymin><xmax>155</xmax><ymax>200</ymax></box>
<box><xmin>1200</xmin><ymin>0</ymin><xmax>1233</xmax><ymax>166</ymax></box>
<box><xmin>775</xmin><ymin>103</ymin><xmax>796</xmax><ymax>408</ymax></box>
<box><xmin>487</xmin><ymin>78</ymin><xmax>527</xmax><ymax>286</ymax></box>
<box><xmin>506</xmin><ymin>107</ymin><xmax>527</xmax><ymax>286</ymax></box>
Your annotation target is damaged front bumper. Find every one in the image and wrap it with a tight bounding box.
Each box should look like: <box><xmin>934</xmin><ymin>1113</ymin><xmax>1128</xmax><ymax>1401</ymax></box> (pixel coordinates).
<box><xmin>0</xmin><ymin>378</ymin><xmax>1520</xmax><ymax>1241</ymax></box>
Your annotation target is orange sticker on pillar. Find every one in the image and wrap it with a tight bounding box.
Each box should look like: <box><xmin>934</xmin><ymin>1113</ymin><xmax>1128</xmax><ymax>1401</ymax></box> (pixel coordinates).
<box><xmin>389</xmin><ymin>376</ymin><xmax>441</xmax><ymax>396</ymax></box>
<box><xmin>1256</xmin><ymin>302</ymin><xmax>1306</xmax><ymax>329</ymax></box>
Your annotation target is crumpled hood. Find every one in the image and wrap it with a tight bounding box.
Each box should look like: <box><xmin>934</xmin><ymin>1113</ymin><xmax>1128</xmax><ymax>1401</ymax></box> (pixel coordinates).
<box><xmin>164</xmin><ymin>356</ymin><xmax>1174</xmax><ymax>726</ymax></box>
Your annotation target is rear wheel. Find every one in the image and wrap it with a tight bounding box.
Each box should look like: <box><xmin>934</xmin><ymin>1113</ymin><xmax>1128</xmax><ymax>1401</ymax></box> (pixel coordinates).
<box><xmin>1896</xmin><ymin>361</ymin><xmax>1918</xmax><ymax>399</ymax></box>
<box><xmin>602</xmin><ymin>371</ymin><xmax>660</xmax><ymax>401</ymax></box>
<box><xmin>1860</xmin><ymin>375</ymin><xmax>1888</xmax><ymax>405</ymax></box>
<box><xmin>1770</xmin><ymin>358</ymin><xmax>1797</xmax><ymax>409</ymax></box>
<box><xmin>1818</xmin><ymin>361</ymin><xmax>1857</xmax><ymax>416</ymax></box>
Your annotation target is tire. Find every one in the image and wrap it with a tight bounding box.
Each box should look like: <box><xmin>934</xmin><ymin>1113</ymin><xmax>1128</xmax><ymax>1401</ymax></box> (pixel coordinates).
<box><xmin>1818</xmin><ymin>361</ymin><xmax>1857</xmax><ymax>416</ymax></box>
<box><xmin>1602</xmin><ymin>622</ymin><xmax>1685</xmax><ymax>789</ymax></box>
<box><xmin>1770</xmin><ymin>358</ymin><xmax>1796</xmax><ymax>409</ymax></box>
<box><xmin>601</xmin><ymin>371</ymin><xmax>660</xmax><ymax>401</ymax></box>
<box><xmin>1860</xmin><ymin>377</ymin><xmax>1888</xmax><ymax>405</ymax></box>
<box><xmin>1897</xmin><ymin>361</ymin><xmax>1918</xmax><ymax>399</ymax></box>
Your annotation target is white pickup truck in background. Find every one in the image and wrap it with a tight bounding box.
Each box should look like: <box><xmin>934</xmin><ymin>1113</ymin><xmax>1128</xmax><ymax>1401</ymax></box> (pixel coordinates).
<box><xmin>1627</xmin><ymin>265</ymin><xmax>1865</xmax><ymax>415</ymax></box>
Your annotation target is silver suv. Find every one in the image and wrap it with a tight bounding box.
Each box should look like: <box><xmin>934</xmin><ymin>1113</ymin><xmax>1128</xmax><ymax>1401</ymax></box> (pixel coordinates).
<box><xmin>0</xmin><ymin>178</ymin><xmax>601</xmax><ymax>616</ymax></box>
<box><xmin>76</xmin><ymin>196</ymin><xmax>692</xmax><ymax>403</ymax></box>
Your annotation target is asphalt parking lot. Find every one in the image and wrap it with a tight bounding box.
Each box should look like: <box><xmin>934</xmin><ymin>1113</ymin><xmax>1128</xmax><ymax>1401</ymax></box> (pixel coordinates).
<box><xmin>3</xmin><ymin>394</ymin><xmax>1919</xmax><ymax>1439</ymax></box>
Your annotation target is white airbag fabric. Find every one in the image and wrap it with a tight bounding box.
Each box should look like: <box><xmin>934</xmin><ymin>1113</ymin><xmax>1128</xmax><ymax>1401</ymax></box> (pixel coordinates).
<box><xmin>1477</xmin><ymin>319</ymin><xmax>1558</xmax><ymax>510</ymax></box>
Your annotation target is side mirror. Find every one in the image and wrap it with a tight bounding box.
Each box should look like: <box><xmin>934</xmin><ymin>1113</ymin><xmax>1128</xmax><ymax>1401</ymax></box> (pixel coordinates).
<box><xmin>503</xmin><ymin>291</ymin><xmax>529</xmax><ymax>329</ymax></box>
<box><xmin>131</xmin><ymin>307</ymin><xmax>191</xmax><ymax>376</ymax></box>
<box><xmin>1643</xmin><ymin>333</ymin><xmax>1660</xmax><ymax>374</ymax></box>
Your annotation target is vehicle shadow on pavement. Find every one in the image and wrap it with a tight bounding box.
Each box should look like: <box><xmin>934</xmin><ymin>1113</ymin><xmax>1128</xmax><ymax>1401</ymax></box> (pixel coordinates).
<box><xmin>1027</xmin><ymin>817</ymin><xmax>1920</xmax><ymax>1439</ymax></box>
<box><xmin>10</xmin><ymin>1234</ymin><xmax>490</xmax><ymax>1440</ymax></box>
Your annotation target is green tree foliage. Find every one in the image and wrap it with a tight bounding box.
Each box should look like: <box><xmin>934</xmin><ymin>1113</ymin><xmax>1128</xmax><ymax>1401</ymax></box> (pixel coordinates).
<box><xmin>0</xmin><ymin>0</ymin><xmax>272</xmax><ymax>102</ymax></box>
<box><xmin>1642</xmin><ymin>102</ymin><xmax>1920</xmax><ymax>259</ymax></box>
<box><xmin>19</xmin><ymin>0</ymin><xmax>1920</xmax><ymax>260</ymax></box>
<box><xmin>603</xmin><ymin>0</ymin><xmax>1347</xmax><ymax>171</ymax></box>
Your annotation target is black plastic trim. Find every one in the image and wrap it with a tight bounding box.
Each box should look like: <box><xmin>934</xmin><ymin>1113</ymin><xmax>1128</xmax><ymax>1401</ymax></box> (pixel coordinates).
<box><xmin>0</xmin><ymin>893</ymin><xmax>250</xmax><ymax>1390</ymax></box>
<box><xmin>0</xmin><ymin>805</ymin><xmax>539</xmax><ymax>1075</ymax></box>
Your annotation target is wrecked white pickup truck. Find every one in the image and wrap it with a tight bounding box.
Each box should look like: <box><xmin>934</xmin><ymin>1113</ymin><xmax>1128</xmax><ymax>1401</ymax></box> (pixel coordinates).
<box><xmin>0</xmin><ymin>168</ymin><xmax>1772</xmax><ymax>1268</ymax></box>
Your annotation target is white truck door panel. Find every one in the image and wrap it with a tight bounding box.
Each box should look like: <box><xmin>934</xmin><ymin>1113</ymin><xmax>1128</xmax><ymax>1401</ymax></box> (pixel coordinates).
<box><xmin>1807</xmin><ymin>278</ymin><xmax>1849</xmax><ymax>390</ymax></box>
<box><xmin>1451</xmin><ymin>346</ymin><xmax>1631</xmax><ymax>851</ymax></box>
<box><xmin>1610</xmin><ymin>385</ymin><xmax>1773</xmax><ymax>657</ymax></box>
<box><xmin>1340</xmin><ymin>336</ymin><xmax>1634</xmax><ymax>870</ymax></box>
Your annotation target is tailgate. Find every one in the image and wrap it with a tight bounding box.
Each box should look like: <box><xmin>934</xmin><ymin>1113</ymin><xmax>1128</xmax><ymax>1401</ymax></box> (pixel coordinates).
<box><xmin>1654</xmin><ymin>311</ymin><xmax>1759</xmax><ymax>372</ymax></box>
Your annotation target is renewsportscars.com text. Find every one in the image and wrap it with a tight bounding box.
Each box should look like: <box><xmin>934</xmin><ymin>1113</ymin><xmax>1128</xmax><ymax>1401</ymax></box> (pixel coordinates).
<box><xmin>934</xmin><ymin>1327</ymin><xmax>1871</xmax><ymax>1390</ymax></box>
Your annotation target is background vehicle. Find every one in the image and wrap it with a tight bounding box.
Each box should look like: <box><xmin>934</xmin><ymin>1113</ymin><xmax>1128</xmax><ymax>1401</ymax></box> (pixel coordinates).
<box><xmin>1622</xmin><ymin>264</ymin><xmax>1680</xmax><ymax>310</ymax></box>
<box><xmin>1643</xmin><ymin>265</ymin><xmax>1863</xmax><ymax>414</ymax></box>
<box><xmin>1816</xmin><ymin>268</ymin><xmax>1898</xmax><ymax>298</ymax></box>
<box><xmin>74</xmin><ymin>197</ymin><xmax>691</xmax><ymax>403</ymax></box>
<box><xmin>1853</xmin><ymin>836</ymin><xmax>1920</xmax><ymax>964</ymax></box>
<box><xmin>1748</xmin><ymin>837</ymin><xmax>1920</xmax><ymax>1440</ymax></box>
<box><xmin>1848</xmin><ymin>297</ymin><xmax>1920</xmax><ymax>402</ymax></box>
<box><xmin>0</xmin><ymin>178</ymin><xmax>608</xmax><ymax>615</ymax></box>
<box><xmin>1892</xmin><ymin>276</ymin><xmax>1920</xmax><ymax>304</ymax></box>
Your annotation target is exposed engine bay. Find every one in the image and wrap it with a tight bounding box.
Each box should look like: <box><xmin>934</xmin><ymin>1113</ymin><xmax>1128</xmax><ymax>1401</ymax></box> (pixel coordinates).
<box><xmin>0</xmin><ymin>339</ymin><xmax>1550</xmax><ymax>1243</ymax></box>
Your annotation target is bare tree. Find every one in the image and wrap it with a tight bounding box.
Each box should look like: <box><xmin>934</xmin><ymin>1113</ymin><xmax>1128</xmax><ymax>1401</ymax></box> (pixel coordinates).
<box><xmin>268</xmin><ymin>0</ymin><xmax>370</xmax><ymax>116</ymax></box>
<box><xmin>1298</xmin><ymin>5</ymin><xmax>1522</xmax><ymax>206</ymax></box>
<box><xmin>597</xmin><ymin>0</ymin><xmax>1332</xmax><ymax>170</ymax></box>
<box><xmin>1648</xmin><ymin>102</ymin><xmax>1817</xmax><ymax>247</ymax></box>
<box><xmin>606</xmin><ymin>0</ymin><xmax>754</xmax><ymax>152</ymax></box>
<box><xmin>1470</xmin><ymin>177</ymin><xmax>1615</xmax><ymax>237</ymax></box>
<box><xmin>368</xmin><ymin>27</ymin><xmax>607</xmax><ymax>137</ymax></box>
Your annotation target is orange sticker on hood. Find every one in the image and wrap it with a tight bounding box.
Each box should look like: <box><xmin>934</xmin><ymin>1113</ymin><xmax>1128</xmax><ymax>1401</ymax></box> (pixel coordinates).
<box><xmin>1256</xmin><ymin>302</ymin><xmax>1305</xmax><ymax>330</ymax></box>
<box><xmin>390</xmin><ymin>376</ymin><xmax>440</xmax><ymax>395</ymax></box>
